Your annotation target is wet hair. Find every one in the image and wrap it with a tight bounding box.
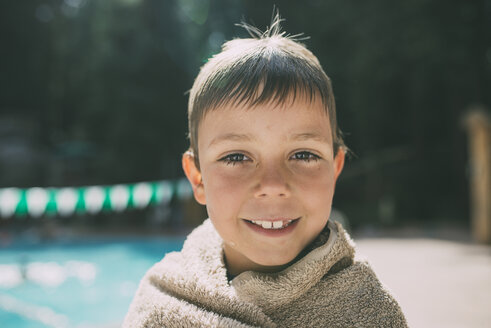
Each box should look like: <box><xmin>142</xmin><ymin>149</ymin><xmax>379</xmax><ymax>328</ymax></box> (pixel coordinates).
<box><xmin>187</xmin><ymin>12</ymin><xmax>345</xmax><ymax>169</ymax></box>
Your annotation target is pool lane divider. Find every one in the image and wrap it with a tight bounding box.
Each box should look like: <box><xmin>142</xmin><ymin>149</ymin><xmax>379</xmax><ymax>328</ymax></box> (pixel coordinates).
<box><xmin>0</xmin><ymin>178</ymin><xmax>193</xmax><ymax>218</ymax></box>
<box><xmin>0</xmin><ymin>293</ymin><xmax>69</xmax><ymax>328</ymax></box>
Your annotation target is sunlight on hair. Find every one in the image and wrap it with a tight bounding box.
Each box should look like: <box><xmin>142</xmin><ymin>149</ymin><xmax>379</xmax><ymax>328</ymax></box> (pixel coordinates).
<box><xmin>235</xmin><ymin>8</ymin><xmax>308</xmax><ymax>42</ymax></box>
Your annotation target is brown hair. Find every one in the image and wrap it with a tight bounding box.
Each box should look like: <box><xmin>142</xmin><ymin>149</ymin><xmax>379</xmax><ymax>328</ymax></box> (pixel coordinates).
<box><xmin>187</xmin><ymin>13</ymin><xmax>345</xmax><ymax>169</ymax></box>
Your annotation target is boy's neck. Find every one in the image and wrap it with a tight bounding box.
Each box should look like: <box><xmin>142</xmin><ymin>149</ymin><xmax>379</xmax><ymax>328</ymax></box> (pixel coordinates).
<box><xmin>223</xmin><ymin>244</ymin><xmax>291</xmax><ymax>277</ymax></box>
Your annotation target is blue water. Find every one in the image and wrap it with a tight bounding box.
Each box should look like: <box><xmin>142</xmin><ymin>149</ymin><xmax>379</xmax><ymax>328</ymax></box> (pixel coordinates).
<box><xmin>0</xmin><ymin>236</ymin><xmax>185</xmax><ymax>328</ymax></box>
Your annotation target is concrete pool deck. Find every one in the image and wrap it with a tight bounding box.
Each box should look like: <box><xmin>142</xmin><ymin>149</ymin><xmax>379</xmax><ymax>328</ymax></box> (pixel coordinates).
<box><xmin>355</xmin><ymin>235</ymin><xmax>491</xmax><ymax>328</ymax></box>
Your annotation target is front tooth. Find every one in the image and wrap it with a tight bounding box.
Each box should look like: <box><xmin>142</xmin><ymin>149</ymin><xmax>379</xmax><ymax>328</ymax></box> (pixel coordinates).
<box><xmin>272</xmin><ymin>221</ymin><xmax>283</xmax><ymax>229</ymax></box>
<box><xmin>261</xmin><ymin>221</ymin><xmax>272</xmax><ymax>229</ymax></box>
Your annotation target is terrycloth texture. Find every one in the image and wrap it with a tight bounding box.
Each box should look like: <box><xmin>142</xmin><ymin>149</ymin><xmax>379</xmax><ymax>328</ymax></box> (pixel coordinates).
<box><xmin>123</xmin><ymin>220</ymin><xmax>407</xmax><ymax>327</ymax></box>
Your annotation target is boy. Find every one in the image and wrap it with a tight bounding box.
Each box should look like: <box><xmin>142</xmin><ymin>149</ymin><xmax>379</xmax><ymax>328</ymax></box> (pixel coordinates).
<box><xmin>124</xmin><ymin>14</ymin><xmax>407</xmax><ymax>327</ymax></box>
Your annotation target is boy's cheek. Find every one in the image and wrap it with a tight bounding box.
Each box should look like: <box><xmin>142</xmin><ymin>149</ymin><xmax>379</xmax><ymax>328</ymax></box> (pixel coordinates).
<box><xmin>204</xmin><ymin>180</ymin><xmax>246</xmax><ymax>208</ymax></box>
<box><xmin>290</xmin><ymin>166</ymin><xmax>336</xmax><ymax>190</ymax></box>
<box><xmin>204</xmin><ymin>165</ymin><xmax>254</xmax><ymax>188</ymax></box>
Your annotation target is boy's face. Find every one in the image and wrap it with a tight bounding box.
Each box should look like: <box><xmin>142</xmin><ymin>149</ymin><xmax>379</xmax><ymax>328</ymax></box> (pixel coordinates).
<box><xmin>183</xmin><ymin>96</ymin><xmax>344</xmax><ymax>276</ymax></box>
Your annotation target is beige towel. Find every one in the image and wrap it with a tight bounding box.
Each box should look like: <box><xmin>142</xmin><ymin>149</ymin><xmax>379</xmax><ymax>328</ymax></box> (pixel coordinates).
<box><xmin>123</xmin><ymin>219</ymin><xmax>407</xmax><ymax>327</ymax></box>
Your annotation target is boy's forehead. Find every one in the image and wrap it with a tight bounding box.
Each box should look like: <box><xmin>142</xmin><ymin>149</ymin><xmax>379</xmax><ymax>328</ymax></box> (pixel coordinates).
<box><xmin>198</xmin><ymin>98</ymin><xmax>333</xmax><ymax>149</ymax></box>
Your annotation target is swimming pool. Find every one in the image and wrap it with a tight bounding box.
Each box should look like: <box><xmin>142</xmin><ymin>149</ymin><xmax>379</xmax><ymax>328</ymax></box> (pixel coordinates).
<box><xmin>0</xmin><ymin>235</ymin><xmax>185</xmax><ymax>328</ymax></box>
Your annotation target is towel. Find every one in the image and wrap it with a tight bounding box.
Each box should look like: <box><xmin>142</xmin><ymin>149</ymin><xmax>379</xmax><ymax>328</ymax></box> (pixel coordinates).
<box><xmin>123</xmin><ymin>219</ymin><xmax>407</xmax><ymax>327</ymax></box>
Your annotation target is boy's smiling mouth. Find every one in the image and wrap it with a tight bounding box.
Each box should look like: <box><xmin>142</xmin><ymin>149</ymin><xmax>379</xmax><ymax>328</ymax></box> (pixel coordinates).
<box><xmin>242</xmin><ymin>217</ymin><xmax>301</xmax><ymax>235</ymax></box>
<box><xmin>247</xmin><ymin>219</ymin><xmax>294</xmax><ymax>229</ymax></box>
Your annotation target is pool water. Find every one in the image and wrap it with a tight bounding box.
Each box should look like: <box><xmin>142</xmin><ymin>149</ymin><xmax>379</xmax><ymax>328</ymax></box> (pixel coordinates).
<box><xmin>0</xmin><ymin>236</ymin><xmax>185</xmax><ymax>328</ymax></box>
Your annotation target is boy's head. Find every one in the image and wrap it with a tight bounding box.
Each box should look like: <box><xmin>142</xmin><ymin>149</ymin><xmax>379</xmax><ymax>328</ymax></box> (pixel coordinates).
<box><xmin>186</xmin><ymin>18</ymin><xmax>344</xmax><ymax>169</ymax></box>
<box><xmin>183</xmin><ymin>15</ymin><xmax>346</xmax><ymax>276</ymax></box>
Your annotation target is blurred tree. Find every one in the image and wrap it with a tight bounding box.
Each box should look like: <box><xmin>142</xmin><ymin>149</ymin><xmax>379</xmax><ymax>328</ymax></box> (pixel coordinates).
<box><xmin>0</xmin><ymin>0</ymin><xmax>489</xmax><ymax>225</ymax></box>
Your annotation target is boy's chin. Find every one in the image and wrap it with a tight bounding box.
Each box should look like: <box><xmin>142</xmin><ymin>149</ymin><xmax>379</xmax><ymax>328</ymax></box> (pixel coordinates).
<box><xmin>224</xmin><ymin>243</ymin><xmax>303</xmax><ymax>275</ymax></box>
<box><xmin>250</xmin><ymin>253</ymin><xmax>300</xmax><ymax>273</ymax></box>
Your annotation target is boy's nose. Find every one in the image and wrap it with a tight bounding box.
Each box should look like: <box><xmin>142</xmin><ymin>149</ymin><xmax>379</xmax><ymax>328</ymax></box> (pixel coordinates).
<box><xmin>253</xmin><ymin>163</ymin><xmax>291</xmax><ymax>198</ymax></box>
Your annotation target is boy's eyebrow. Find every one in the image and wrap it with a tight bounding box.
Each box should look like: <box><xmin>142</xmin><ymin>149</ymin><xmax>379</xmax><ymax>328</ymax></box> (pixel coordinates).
<box><xmin>208</xmin><ymin>133</ymin><xmax>256</xmax><ymax>147</ymax></box>
<box><xmin>289</xmin><ymin>132</ymin><xmax>329</xmax><ymax>143</ymax></box>
<box><xmin>208</xmin><ymin>131</ymin><xmax>329</xmax><ymax>148</ymax></box>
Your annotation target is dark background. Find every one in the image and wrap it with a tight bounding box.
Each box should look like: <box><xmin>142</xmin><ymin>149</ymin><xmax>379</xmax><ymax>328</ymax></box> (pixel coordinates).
<box><xmin>1</xmin><ymin>0</ymin><xmax>490</xmax><ymax>229</ymax></box>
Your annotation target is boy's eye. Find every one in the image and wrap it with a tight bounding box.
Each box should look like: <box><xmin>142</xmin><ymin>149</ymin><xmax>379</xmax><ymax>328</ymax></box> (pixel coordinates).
<box><xmin>219</xmin><ymin>153</ymin><xmax>250</xmax><ymax>165</ymax></box>
<box><xmin>291</xmin><ymin>151</ymin><xmax>320</xmax><ymax>162</ymax></box>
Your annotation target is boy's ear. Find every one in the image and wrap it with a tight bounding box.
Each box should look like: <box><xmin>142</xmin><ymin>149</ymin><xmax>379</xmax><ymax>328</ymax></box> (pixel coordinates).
<box><xmin>333</xmin><ymin>148</ymin><xmax>345</xmax><ymax>183</ymax></box>
<box><xmin>182</xmin><ymin>152</ymin><xmax>206</xmax><ymax>205</ymax></box>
